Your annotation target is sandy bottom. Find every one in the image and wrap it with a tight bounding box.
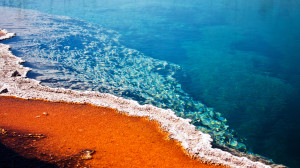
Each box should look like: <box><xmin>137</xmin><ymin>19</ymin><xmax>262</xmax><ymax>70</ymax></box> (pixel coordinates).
<box><xmin>0</xmin><ymin>96</ymin><xmax>225</xmax><ymax>168</ymax></box>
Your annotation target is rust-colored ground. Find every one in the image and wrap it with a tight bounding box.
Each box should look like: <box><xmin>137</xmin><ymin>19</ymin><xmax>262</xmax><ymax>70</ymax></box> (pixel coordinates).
<box><xmin>0</xmin><ymin>31</ymin><xmax>6</xmax><ymax>37</ymax></box>
<box><xmin>0</xmin><ymin>96</ymin><xmax>226</xmax><ymax>168</ymax></box>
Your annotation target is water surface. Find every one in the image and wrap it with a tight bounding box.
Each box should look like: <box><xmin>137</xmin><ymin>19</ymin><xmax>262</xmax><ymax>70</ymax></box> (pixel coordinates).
<box><xmin>1</xmin><ymin>0</ymin><xmax>300</xmax><ymax>167</ymax></box>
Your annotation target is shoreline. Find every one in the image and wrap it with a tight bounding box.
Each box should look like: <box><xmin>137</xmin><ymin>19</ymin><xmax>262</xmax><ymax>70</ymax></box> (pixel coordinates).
<box><xmin>0</xmin><ymin>29</ymin><xmax>282</xmax><ymax>167</ymax></box>
<box><xmin>0</xmin><ymin>29</ymin><xmax>15</xmax><ymax>40</ymax></box>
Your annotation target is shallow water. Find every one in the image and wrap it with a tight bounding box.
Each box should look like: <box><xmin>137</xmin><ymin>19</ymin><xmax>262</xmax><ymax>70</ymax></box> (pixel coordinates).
<box><xmin>1</xmin><ymin>0</ymin><xmax>300</xmax><ymax>167</ymax></box>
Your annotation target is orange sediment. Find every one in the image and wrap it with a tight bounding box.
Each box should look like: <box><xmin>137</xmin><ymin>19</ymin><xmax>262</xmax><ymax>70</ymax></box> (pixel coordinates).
<box><xmin>0</xmin><ymin>30</ymin><xmax>6</xmax><ymax>37</ymax></box>
<box><xmin>0</xmin><ymin>96</ymin><xmax>226</xmax><ymax>168</ymax></box>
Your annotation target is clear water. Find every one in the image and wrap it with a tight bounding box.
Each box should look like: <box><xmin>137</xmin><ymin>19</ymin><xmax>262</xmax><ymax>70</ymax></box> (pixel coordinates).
<box><xmin>1</xmin><ymin>0</ymin><xmax>300</xmax><ymax>167</ymax></box>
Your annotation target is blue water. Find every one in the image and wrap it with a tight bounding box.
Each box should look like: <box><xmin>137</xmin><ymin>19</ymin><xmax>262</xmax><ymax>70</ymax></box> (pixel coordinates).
<box><xmin>1</xmin><ymin>0</ymin><xmax>300</xmax><ymax>167</ymax></box>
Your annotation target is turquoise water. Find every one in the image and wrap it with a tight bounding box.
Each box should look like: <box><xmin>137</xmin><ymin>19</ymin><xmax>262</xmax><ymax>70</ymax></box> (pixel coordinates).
<box><xmin>1</xmin><ymin>0</ymin><xmax>300</xmax><ymax>167</ymax></box>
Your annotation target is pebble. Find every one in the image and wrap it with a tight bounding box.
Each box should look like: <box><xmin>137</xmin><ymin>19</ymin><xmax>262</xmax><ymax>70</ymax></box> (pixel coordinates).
<box><xmin>1</xmin><ymin>128</ymin><xmax>7</xmax><ymax>134</ymax></box>
<box><xmin>81</xmin><ymin>149</ymin><xmax>95</xmax><ymax>160</ymax></box>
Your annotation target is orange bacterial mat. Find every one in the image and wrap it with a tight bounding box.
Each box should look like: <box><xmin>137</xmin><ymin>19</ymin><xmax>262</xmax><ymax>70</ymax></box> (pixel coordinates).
<box><xmin>0</xmin><ymin>96</ymin><xmax>226</xmax><ymax>168</ymax></box>
<box><xmin>0</xmin><ymin>31</ymin><xmax>6</xmax><ymax>37</ymax></box>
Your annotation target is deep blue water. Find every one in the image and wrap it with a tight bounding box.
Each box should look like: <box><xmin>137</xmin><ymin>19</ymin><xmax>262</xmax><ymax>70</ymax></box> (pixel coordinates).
<box><xmin>1</xmin><ymin>0</ymin><xmax>300</xmax><ymax>167</ymax></box>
